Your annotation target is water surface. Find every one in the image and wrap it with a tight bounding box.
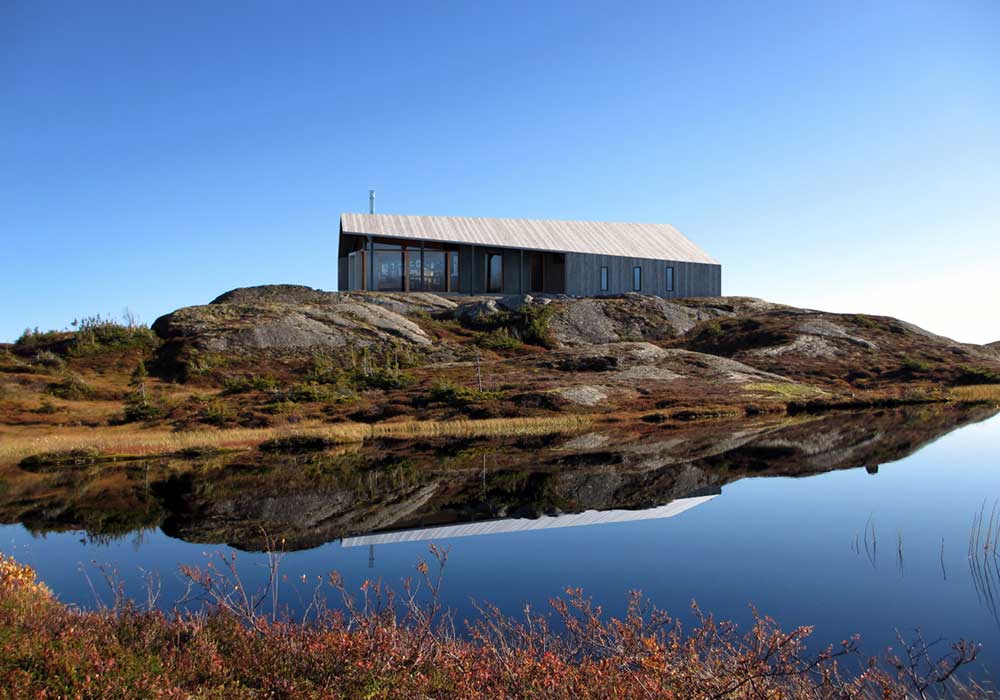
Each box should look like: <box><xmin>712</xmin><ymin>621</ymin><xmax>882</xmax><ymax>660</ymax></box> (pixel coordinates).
<box><xmin>2</xmin><ymin>405</ymin><xmax>999</xmax><ymax>668</ymax></box>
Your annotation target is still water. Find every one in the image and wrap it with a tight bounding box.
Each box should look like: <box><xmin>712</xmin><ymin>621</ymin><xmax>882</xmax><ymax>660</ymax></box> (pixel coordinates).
<box><xmin>2</xmin><ymin>405</ymin><xmax>999</xmax><ymax>667</ymax></box>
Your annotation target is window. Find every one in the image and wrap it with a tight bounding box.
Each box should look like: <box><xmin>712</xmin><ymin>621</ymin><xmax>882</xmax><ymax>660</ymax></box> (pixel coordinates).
<box><xmin>448</xmin><ymin>251</ymin><xmax>460</xmax><ymax>292</ymax></box>
<box><xmin>374</xmin><ymin>250</ymin><xmax>405</xmax><ymax>291</ymax></box>
<box><xmin>407</xmin><ymin>251</ymin><xmax>423</xmax><ymax>291</ymax></box>
<box><xmin>487</xmin><ymin>253</ymin><xmax>504</xmax><ymax>293</ymax></box>
<box><xmin>665</xmin><ymin>266</ymin><xmax>674</xmax><ymax>292</ymax></box>
<box><xmin>632</xmin><ymin>266</ymin><xmax>642</xmax><ymax>291</ymax></box>
<box><xmin>600</xmin><ymin>266</ymin><xmax>609</xmax><ymax>291</ymax></box>
<box><xmin>422</xmin><ymin>251</ymin><xmax>447</xmax><ymax>292</ymax></box>
<box><xmin>529</xmin><ymin>253</ymin><xmax>544</xmax><ymax>292</ymax></box>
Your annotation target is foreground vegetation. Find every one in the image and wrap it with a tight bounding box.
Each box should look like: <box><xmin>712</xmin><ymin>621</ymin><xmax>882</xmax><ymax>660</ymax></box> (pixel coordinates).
<box><xmin>0</xmin><ymin>551</ymin><xmax>992</xmax><ymax>699</ymax></box>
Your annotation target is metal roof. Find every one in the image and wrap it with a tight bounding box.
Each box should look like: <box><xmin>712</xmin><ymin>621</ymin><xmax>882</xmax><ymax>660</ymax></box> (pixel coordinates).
<box><xmin>341</xmin><ymin>495</ymin><xmax>717</xmax><ymax>547</ymax></box>
<box><xmin>340</xmin><ymin>213</ymin><xmax>719</xmax><ymax>265</ymax></box>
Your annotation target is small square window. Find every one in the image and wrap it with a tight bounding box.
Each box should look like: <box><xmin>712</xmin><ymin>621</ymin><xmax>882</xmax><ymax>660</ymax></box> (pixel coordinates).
<box><xmin>600</xmin><ymin>266</ymin><xmax>609</xmax><ymax>291</ymax></box>
<box><xmin>665</xmin><ymin>266</ymin><xmax>674</xmax><ymax>292</ymax></box>
<box><xmin>632</xmin><ymin>266</ymin><xmax>641</xmax><ymax>291</ymax></box>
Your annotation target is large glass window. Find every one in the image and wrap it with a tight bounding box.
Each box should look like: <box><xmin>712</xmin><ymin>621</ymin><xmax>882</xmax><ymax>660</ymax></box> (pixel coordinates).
<box><xmin>422</xmin><ymin>251</ymin><xmax>447</xmax><ymax>292</ymax></box>
<box><xmin>665</xmin><ymin>266</ymin><xmax>674</xmax><ymax>292</ymax></box>
<box><xmin>632</xmin><ymin>266</ymin><xmax>642</xmax><ymax>291</ymax></box>
<box><xmin>487</xmin><ymin>253</ymin><xmax>504</xmax><ymax>293</ymax></box>
<box><xmin>600</xmin><ymin>266</ymin><xmax>609</xmax><ymax>291</ymax></box>
<box><xmin>375</xmin><ymin>250</ymin><xmax>405</xmax><ymax>291</ymax></box>
<box><xmin>357</xmin><ymin>237</ymin><xmax>462</xmax><ymax>293</ymax></box>
<box><xmin>407</xmin><ymin>252</ymin><xmax>423</xmax><ymax>291</ymax></box>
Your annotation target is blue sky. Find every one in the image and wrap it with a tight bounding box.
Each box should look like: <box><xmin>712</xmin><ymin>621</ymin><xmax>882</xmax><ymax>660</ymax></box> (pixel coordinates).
<box><xmin>2</xmin><ymin>1</ymin><xmax>998</xmax><ymax>343</ymax></box>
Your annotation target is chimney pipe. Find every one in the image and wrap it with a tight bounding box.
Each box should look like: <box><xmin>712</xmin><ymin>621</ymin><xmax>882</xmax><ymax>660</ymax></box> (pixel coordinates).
<box><xmin>369</xmin><ymin>189</ymin><xmax>375</xmax><ymax>215</ymax></box>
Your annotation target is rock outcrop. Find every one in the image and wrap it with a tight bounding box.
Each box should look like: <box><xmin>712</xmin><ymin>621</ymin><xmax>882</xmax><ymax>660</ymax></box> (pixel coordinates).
<box><xmin>150</xmin><ymin>285</ymin><xmax>1000</xmax><ymax>398</ymax></box>
<box><xmin>153</xmin><ymin>286</ymin><xmax>439</xmax><ymax>356</ymax></box>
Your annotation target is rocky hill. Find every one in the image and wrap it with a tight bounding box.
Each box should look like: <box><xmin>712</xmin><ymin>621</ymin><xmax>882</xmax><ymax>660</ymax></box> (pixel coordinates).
<box><xmin>151</xmin><ymin>285</ymin><xmax>1000</xmax><ymax>403</ymax></box>
<box><xmin>3</xmin><ymin>285</ymin><xmax>997</xmax><ymax>446</ymax></box>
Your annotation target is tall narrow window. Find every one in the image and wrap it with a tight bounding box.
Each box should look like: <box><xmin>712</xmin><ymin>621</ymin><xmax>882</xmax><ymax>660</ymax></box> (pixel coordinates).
<box><xmin>487</xmin><ymin>253</ymin><xmax>504</xmax><ymax>293</ymax></box>
<box><xmin>529</xmin><ymin>253</ymin><xmax>544</xmax><ymax>292</ymax></box>
<box><xmin>600</xmin><ymin>266</ymin><xmax>609</xmax><ymax>291</ymax></box>
<box><xmin>665</xmin><ymin>266</ymin><xmax>674</xmax><ymax>292</ymax></box>
<box><xmin>448</xmin><ymin>251</ymin><xmax>459</xmax><ymax>292</ymax></box>
<box><xmin>632</xmin><ymin>266</ymin><xmax>642</xmax><ymax>292</ymax></box>
<box><xmin>422</xmin><ymin>250</ymin><xmax>446</xmax><ymax>292</ymax></box>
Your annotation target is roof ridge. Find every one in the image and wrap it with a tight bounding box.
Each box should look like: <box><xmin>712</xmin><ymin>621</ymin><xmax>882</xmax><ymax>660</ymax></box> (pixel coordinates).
<box><xmin>340</xmin><ymin>213</ymin><xmax>719</xmax><ymax>265</ymax></box>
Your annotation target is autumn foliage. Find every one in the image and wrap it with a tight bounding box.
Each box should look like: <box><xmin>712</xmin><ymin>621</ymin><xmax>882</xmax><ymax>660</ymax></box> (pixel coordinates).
<box><xmin>0</xmin><ymin>549</ymin><xmax>992</xmax><ymax>699</ymax></box>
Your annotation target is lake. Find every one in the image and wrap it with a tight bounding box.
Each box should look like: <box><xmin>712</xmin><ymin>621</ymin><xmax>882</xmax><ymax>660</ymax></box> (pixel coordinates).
<box><xmin>2</xmin><ymin>404</ymin><xmax>999</xmax><ymax>669</ymax></box>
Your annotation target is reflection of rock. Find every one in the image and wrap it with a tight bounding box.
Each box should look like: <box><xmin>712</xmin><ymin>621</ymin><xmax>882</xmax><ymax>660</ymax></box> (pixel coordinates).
<box><xmin>1</xmin><ymin>405</ymin><xmax>996</xmax><ymax>551</ymax></box>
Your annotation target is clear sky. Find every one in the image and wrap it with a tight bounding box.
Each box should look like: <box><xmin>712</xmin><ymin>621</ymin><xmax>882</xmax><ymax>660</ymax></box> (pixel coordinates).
<box><xmin>2</xmin><ymin>1</ymin><xmax>998</xmax><ymax>343</ymax></box>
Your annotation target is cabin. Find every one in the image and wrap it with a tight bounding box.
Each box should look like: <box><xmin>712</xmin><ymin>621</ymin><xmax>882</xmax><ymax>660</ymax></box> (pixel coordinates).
<box><xmin>338</xmin><ymin>213</ymin><xmax>721</xmax><ymax>297</ymax></box>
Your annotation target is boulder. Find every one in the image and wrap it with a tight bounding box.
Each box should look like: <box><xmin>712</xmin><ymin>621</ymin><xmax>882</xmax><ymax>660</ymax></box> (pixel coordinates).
<box><xmin>152</xmin><ymin>286</ymin><xmax>439</xmax><ymax>359</ymax></box>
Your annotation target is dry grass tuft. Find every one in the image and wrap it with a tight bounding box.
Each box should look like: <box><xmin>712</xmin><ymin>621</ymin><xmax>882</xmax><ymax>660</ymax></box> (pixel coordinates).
<box><xmin>950</xmin><ymin>384</ymin><xmax>1000</xmax><ymax>404</ymax></box>
<box><xmin>0</xmin><ymin>415</ymin><xmax>593</xmax><ymax>465</ymax></box>
<box><xmin>743</xmin><ymin>381</ymin><xmax>828</xmax><ymax>400</ymax></box>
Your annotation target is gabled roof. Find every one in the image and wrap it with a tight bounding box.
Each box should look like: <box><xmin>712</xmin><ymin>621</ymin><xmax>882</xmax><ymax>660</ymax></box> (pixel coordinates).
<box><xmin>340</xmin><ymin>213</ymin><xmax>719</xmax><ymax>265</ymax></box>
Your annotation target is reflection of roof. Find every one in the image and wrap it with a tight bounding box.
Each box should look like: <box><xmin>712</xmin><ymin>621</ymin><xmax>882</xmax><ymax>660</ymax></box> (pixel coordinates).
<box><xmin>340</xmin><ymin>213</ymin><xmax>719</xmax><ymax>264</ymax></box>
<box><xmin>341</xmin><ymin>495</ymin><xmax>717</xmax><ymax>547</ymax></box>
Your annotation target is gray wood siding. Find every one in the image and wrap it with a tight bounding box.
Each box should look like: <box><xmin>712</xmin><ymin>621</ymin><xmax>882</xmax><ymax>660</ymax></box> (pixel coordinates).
<box><xmin>565</xmin><ymin>252</ymin><xmax>721</xmax><ymax>298</ymax></box>
<box><xmin>338</xmin><ymin>238</ymin><xmax>721</xmax><ymax>298</ymax></box>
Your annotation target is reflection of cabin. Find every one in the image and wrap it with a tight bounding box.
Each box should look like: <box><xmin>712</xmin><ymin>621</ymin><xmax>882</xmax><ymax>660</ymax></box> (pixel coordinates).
<box><xmin>338</xmin><ymin>213</ymin><xmax>721</xmax><ymax>297</ymax></box>
<box><xmin>341</xmin><ymin>494</ymin><xmax>718</xmax><ymax>548</ymax></box>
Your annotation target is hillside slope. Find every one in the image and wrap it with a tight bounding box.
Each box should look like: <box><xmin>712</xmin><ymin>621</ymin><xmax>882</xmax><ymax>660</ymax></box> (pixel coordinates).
<box><xmin>1</xmin><ymin>286</ymin><xmax>998</xmax><ymax>451</ymax></box>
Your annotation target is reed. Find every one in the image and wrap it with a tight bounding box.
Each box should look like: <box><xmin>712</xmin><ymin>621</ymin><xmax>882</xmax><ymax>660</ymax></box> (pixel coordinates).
<box><xmin>0</xmin><ymin>415</ymin><xmax>593</xmax><ymax>465</ymax></box>
<box><xmin>950</xmin><ymin>384</ymin><xmax>1000</xmax><ymax>403</ymax></box>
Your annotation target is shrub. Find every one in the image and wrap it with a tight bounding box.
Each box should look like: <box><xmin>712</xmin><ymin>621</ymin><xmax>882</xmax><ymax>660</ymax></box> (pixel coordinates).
<box><xmin>35</xmin><ymin>399</ymin><xmax>59</xmax><ymax>414</ymax></box>
<box><xmin>954</xmin><ymin>365</ymin><xmax>1000</xmax><ymax>386</ymax></box>
<box><xmin>68</xmin><ymin>314</ymin><xmax>158</xmax><ymax>356</ymax></box>
<box><xmin>14</xmin><ymin>329</ymin><xmax>65</xmax><ymax>354</ymax></box>
<box><xmin>47</xmin><ymin>372</ymin><xmax>94</xmax><ymax>400</ymax></box>
<box><xmin>285</xmin><ymin>381</ymin><xmax>354</xmax><ymax>404</ymax></box>
<box><xmin>262</xmin><ymin>400</ymin><xmax>299</xmax><ymax>415</ymax></box>
<box><xmin>221</xmin><ymin>375</ymin><xmax>279</xmax><ymax>394</ymax></box>
<box><xmin>521</xmin><ymin>303</ymin><xmax>557</xmax><ymax>347</ymax></box>
<box><xmin>850</xmin><ymin>314</ymin><xmax>879</xmax><ymax>329</ymax></box>
<box><xmin>0</xmin><ymin>552</ymin><xmax>987</xmax><ymax>699</ymax></box>
<box><xmin>352</xmin><ymin>367</ymin><xmax>415</xmax><ymax>390</ymax></box>
<box><xmin>899</xmin><ymin>355</ymin><xmax>932</xmax><ymax>375</ymax></box>
<box><xmin>198</xmin><ymin>399</ymin><xmax>233</xmax><ymax>426</ymax></box>
<box><xmin>428</xmin><ymin>379</ymin><xmax>504</xmax><ymax>406</ymax></box>
<box><xmin>476</xmin><ymin>328</ymin><xmax>523</xmax><ymax>351</ymax></box>
<box><xmin>33</xmin><ymin>350</ymin><xmax>65</xmax><ymax>370</ymax></box>
<box><xmin>122</xmin><ymin>399</ymin><xmax>162</xmax><ymax>423</ymax></box>
<box><xmin>460</xmin><ymin>303</ymin><xmax>556</xmax><ymax>347</ymax></box>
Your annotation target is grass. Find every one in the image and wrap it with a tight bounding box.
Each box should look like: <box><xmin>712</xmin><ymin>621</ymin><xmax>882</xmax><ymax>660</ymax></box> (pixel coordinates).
<box><xmin>950</xmin><ymin>384</ymin><xmax>1000</xmax><ymax>404</ymax></box>
<box><xmin>742</xmin><ymin>381</ymin><xmax>827</xmax><ymax>400</ymax></box>
<box><xmin>0</xmin><ymin>415</ymin><xmax>593</xmax><ymax>465</ymax></box>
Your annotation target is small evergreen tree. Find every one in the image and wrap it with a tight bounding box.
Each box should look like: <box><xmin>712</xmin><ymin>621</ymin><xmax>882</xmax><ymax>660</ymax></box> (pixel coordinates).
<box><xmin>123</xmin><ymin>361</ymin><xmax>159</xmax><ymax>422</ymax></box>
